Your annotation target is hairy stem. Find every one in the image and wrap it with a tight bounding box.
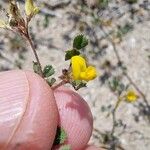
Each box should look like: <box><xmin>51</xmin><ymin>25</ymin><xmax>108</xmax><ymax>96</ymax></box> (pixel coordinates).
<box><xmin>52</xmin><ymin>80</ymin><xmax>68</xmax><ymax>90</ymax></box>
<box><xmin>25</xmin><ymin>33</ymin><xmax>44</xmax><ymax>77</ymax></box>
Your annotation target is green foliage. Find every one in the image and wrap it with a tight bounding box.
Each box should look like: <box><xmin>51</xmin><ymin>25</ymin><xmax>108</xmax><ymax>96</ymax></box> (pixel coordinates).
<box><xmin>120</xmin><ymin>23</ymin><xmax>133</xmax><ymax>35</ymax></box>
<box><xmin>65</xmin><ymin>34</ymin><xmax>89</xmax><ymax>60</ymax></box>
<box><xmin>59</xmin><ymin>145</ymin><xmax>71</xmax><ymax>150</ymax></box>
<box><xmin>73</xmin><ymin>35</ymin><xmax>88</xmax><ymax>50</ymax></box>
<box><xmin>53</xmin><ymin>127</ymin><xmax>67</xmax><ymax>145</ymax></box>
<box><xmin>99</xmin><ymin>0</ymin><xmax>109</xmax><ymax>8</ymax></box>
<box><xmin>33</xmin><ymin>61</ymin><xmax>41</xmax><ymax>75</ymax></box>
<box><xmin>109</xmin><ymin>77</ymin><xmax>126</xmax><ymax>95</ymax></box>
<box><xmin>43</xmin><ymin>15</ymin><xmax>50</xmax><ymax>28</ymax></box>
<box><xmin>46</xmin><ymin>78</ymin><xmax>56</xmax><ymax>86</ymax></box>
<box><xmin>109</xmin><ymin>77</ymin><xmax>119</xmax><ymax>92</ymax></box>
<box><xmin>72</xmin><ymin>80</ymin><xmax>87</xmax><ymax>90</ymax></box>
<box><xmin>43</xmin><ymin>65</ymin><xmax>55</xmax><ymax>78</ymax></box>
<box><xmin>65</xmin><ymin>49</ymin><xmax>80</xmax><ymax>60</ymax></box>
<box><xmin>117</xmin><ymin>23</ymin><xmax>133</xmax><ymax>39</ymax></box>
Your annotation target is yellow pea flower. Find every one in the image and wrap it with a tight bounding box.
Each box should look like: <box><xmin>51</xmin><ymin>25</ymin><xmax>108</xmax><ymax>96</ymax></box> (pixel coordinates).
<box><xmin>126</xmin><ymin>90</ymin><xmax>138</xmax><ymax>102</ymax></box>
<box><xmin>71</xmin><ymin>56</ymin><xmax>97</xmax><ymax>81</ymax></box>
<box><xmin>25</xmin><ymin>0</ymin><xmax>39</xmax><ymax>16</ymax></box>
<box><xmin>80</xmin><ymin>66</ymin><xmax>97</xmax><ymax>81</ymax></box>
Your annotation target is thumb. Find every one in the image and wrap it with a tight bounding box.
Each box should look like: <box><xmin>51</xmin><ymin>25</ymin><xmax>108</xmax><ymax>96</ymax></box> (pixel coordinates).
<box><xmin>0</xmin><ymin>70</ymin><xmax>58</xmax><ymax>150</ymax></box>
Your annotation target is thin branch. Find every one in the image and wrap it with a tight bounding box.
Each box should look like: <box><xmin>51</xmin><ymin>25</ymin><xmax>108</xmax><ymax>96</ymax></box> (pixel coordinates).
<box><xmin>111</xmin><ymin>110</ymin><xmax>116</xmax><ymax>137</ymax></box>
<box><xmin>100</xmin><ymin>26</ymin><xmax>150</xmax><ymax>108</ymax></box>
<box><xmin>25</xmin><ymin>30</ymin><xmax>44</xmax><ymax>77</ymax></box>
<box><xmin>43</xmin><ymin>1</ymin><xmax>71</xmax><ymax>10</ymax></box>
<box><xmin>52</xmin><ymin>80</ymin><xmax>68</xmax><ymax>90</ymax></box>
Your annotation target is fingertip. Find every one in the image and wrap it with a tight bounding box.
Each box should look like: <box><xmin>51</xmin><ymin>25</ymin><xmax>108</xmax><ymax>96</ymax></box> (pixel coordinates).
<box><xmin>54</xmin><ymin>87</ymin><xmax>93</xmax><ymax>150</ymax></box>
<box><xmin>23</xmin><ymin>71</ymin><xmax>59</xmax><ymax>148</ymax></box>
<box><xmin>0</xmin><ymin>70</ymin><xmax>58</xmax><ymax>149</ymax></box>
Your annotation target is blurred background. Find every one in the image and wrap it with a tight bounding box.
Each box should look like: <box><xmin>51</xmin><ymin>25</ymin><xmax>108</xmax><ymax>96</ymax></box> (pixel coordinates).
<box><xmin>0</xmin><ymin>0</ymin><xmax>150</xmax><ymax>149</ymax></box>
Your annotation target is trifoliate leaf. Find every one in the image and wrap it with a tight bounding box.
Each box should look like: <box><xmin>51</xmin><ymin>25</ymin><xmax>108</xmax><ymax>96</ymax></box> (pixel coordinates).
<box><xmin>65</xmin><ymin>49</ymin><xmax>80</xmax><ymax>61</ymax></box>
<box><xmin>46</xmin><ymin>78</ymin><xmax>56</xmax><ymax>86</ymax></box>
<box><xmin>59</xmin><ymin>145</ymin><xmax>71</xmax><ymax>150</ymax></box>
<box><xmin>43</xmin><ymin>65</ymin><xmax>55</xmax><ymax>77</ymax></box>
<box><xmin>33</xmin><ymin>61</ymin><xmax>41</xmax><ymax>75</ymax></box>
<box><xmin>53</xmin><ymin>127</ymin><xmax>67</xmax><ymax>145</ymax></box>
<box><xmin>73</xmin><ymin>35</ymin><xmax>88</xmax><ymax>50</ymax></box>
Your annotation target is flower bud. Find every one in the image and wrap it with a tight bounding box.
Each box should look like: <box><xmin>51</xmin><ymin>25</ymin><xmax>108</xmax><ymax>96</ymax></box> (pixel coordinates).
<box><xmin>25</xmin><ymin>0</ymin><xmax>39</xmax><ymax>16</ymax></box>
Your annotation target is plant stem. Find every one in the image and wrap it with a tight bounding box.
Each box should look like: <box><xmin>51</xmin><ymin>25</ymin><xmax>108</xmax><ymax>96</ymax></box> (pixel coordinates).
<box><xmin>52</xmin><ymin>80</ymin><xmax>68</xmax><ymax>90</ymax></box>
<box><xmin>25</xmin><ymin>33</ymin><xmax>44</xmax><ymax>77</ymax></box>
<box><xmin>23</xmin><ymin>18</ymin><xmax>44</xmax><ymax>77</ymax></box>
<box><xmin>111</xmin><ymin>110</ymin><xmax>116</xmax><ymax>136</ymax></box>
<box><xmin>100</xmin><ymin>26</ymin><xmax>150</xmax><ymax>109</ymax></box>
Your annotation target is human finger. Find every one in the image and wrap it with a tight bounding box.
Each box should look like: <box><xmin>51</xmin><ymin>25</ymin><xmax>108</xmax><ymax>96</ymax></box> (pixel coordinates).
<box><xmin>53</xmin><ymin>87</ymin><xmax>93</xmax><ymax>150</ymax></box>
<box><xmin>0</xmin><ymin>70</ymin><xmax>58</xmax><ymax>150</ymax></box>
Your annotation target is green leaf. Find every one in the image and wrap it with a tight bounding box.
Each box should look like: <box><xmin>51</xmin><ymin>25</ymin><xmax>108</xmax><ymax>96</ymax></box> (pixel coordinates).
<box><xmin>43</xmin><ymin>14</ymin><xmax>50</xmax><ymax>28</ymax></box>
<box><xmin>33</xmin><ymin>61</ymin><xmax>41</xmax><ymax>75</ymax></box>
<box><xmin>99</xmin><ymin>0</ymin><xmax>109</xmax><ymax>8</ymax></box>
<box><xmin>53</xmin><ymin>127</ymin><xmax>67</xmax><ymax>145</ymax></box>
<box><xmin>65</xmin><ymin>49</ymin><xmax>80</xmax><ymax>61</ymax></box>
<box><xmin>43</xmin><ymin>65</ymin><xmax>55</xmax><ymax>77</ymax></box>
<box><xmin>72</xmin><ymin>80</ymin><xmax>87</xmax><ymax>90</ymax></box>
<box><xmin>117</xmin><ymin>23</ymin><xmax>133</xmax><ymax>38</ymax></box>
<box><xmin>108</xmin><ymin>77</ymin><xmax>119</xmax><ymax>92</ymax></box>
<box><xmin>73</xmin><ymin>35</ymin><xmax>88</xmax><ymax>50</ymax></box>
<box><xmin>59</xmin><ymin>145</ymin><xmax>71</xmax><ymax>150</ymax></box>
<box><xmin>46</xmin><ymin>78</ymin><xmax>56</xmax><ymax>86</ymax></box>
<box><xmin>113</xmin><ymin>78</ymin><xmax>119</xmax><ymax>89</ymax></box>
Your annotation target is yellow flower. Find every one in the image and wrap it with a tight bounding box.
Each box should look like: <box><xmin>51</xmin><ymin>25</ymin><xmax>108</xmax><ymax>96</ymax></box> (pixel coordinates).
<box><xmin>71</xmin><ymin>56</ymin><xmax>97</xmax><ymax>81</ymax></box>
<box><xmin>25</xmin><ymin>0</ymin><xmax>39</xmax><ymax>16</ymax></box>
<box><xmin>126</xmin><ymin>91</ymin><xmax>138</xmax><ymax>102</ymax></box>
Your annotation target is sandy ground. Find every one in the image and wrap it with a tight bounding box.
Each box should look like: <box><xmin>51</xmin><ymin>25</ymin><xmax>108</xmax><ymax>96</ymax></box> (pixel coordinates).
<box><xmin>0</xmin><ymin>0</ymin><xmax>150</xmax><ymax>150</ymax></box>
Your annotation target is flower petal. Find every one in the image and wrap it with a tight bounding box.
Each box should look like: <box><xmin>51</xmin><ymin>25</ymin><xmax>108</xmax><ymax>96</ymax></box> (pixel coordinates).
<box><xmin>71</xmin><ymin>56</ymin><xmax>86</xmax><ymax>80</ymax></box>
<box><xmin>80</xmin><ymin>66</ymin><xmax>97</xmax><ymax>81</ymax></box>
<box><xmin>126</xmin><ymin>91</ymin><xmax>138</xmax><ymax>102</ymax></box>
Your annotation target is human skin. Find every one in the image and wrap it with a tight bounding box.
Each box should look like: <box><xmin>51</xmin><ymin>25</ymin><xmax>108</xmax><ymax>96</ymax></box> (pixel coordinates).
<box><xmin>0</xmin><ymin>70</ymin><xmax>101</xmax><ymax>150</ymax></box>
<box><xmin>53</xmin><ymin>87</ymin><xmax>93</xmax><ymax>149</ymax></box>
